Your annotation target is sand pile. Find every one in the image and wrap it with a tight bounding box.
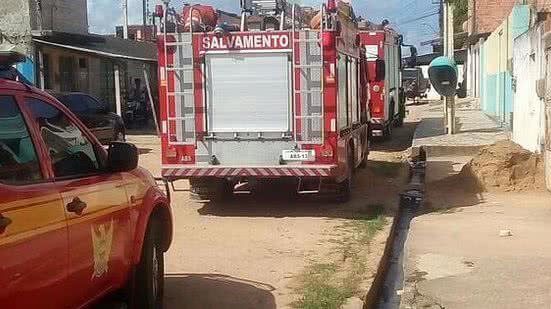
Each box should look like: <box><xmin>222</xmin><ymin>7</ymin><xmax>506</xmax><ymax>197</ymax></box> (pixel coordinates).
<box><xmin>460</xmin><ymin>140</ymin><xmax>545</xmax><ymax>192</ymax></box>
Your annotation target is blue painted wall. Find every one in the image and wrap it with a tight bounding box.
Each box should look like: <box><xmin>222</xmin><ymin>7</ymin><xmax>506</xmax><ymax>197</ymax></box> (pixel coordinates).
<box><xmin>512</xmin><ymin>5</ymin><xmax>530</xmax><ymax>39</ymax></box>
<box><xmin>479</xmin><ymin>45</ymin><xmax>486</xmax><ymax>111</ymax></box>
<box><xmin>478</xmin><ymin>4</ymin><xmax>529</xmax><ymax>128</ymax></box>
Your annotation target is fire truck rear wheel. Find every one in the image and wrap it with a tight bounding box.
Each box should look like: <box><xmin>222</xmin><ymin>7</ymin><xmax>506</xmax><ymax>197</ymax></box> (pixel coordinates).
<box><xmin>383</xmin><ymin>124</ymin><xmax>392</xmax><ymax>141</ymax></box>
<box><xmin>337</xmin><ymin>146</ymin><xmax>354</xmax><ymax>202</ymax></box>
<box><xmin>358</xmin><ymin>152</ymin><xmax>368</xmax><ymax>169</ymax></box>
<box><xmin>190</xmin><ymin>178</ymin><xmax>233</xmax><ymax>202</ymax></box>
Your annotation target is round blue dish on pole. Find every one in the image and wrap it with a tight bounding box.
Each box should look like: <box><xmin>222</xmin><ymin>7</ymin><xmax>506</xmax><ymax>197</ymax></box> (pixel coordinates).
<box><xmin>428</xmin><ymin>56</ymin><xmax>458</xmax><ymax>97</ymax></box>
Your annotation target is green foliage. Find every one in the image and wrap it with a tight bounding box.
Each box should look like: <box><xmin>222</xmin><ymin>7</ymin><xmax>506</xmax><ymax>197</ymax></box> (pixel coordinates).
<box><xmin>293</xmin><ymin>213</ymin><xmax>387</xmax><ymax>309</ymax></box>
<box><xmin>449</xmin><ymin>0</ymin><xmax>468</xmax><ymax>33</ymax></box>
<box><xmin>294</xmin><ymin>263</ymin><xmax>352</xmax><ymax>309</ymax></box>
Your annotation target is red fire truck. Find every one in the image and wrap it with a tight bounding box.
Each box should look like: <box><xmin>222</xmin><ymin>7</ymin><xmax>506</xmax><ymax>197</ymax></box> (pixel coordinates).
<box><xmin>157</xmin><ymin>0</ymin><xmax>370</xmax><ymax>201</ymax></box>
<box><xmin>359</xmin><ymin>29</ymin><xmax>405</xmax><ymax>139</ymax></box>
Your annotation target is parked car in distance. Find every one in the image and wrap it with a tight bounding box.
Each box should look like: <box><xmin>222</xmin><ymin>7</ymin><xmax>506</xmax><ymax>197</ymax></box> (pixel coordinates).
<box><xmin>402</xmin><ymin>67</ymin><xmax>431</xmax><ymax>101</ymax></box>
<box><xmin>0</xmin><ymin>72</ymin><xmax>172</xmax><ymax>308</ymax></box>
<box><xmin>49</xmin><ymin>92</ymin><xmax>126</xmax><ymax>144</ymax></box>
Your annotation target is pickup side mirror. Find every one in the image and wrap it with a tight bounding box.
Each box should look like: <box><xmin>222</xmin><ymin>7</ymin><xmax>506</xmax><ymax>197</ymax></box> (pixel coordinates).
<box><xmin>107</xmin><ymin>142</ymin><xmax>138</xmax><ymax>173</ymax></box>
<box><xmin>375</xmin><ymin>59</ymin><xmax>386</xmax><ymax>82</ymax></box>
<box><xmin>428</xmin><ymin>56</ymin><xmax>458</xmax><ymax>97</ymax></box>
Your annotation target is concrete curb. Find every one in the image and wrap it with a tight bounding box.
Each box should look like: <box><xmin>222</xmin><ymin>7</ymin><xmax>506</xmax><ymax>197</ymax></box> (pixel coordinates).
<box><xmin>363</xmin><ymin>204</ymin><xmax>402</xmax><ymax>309</ymax></box>
<box><xmin>412</xmin><ymin>144</ymin><xmax>483</xmax><ymax>158</ymax></box>
<box><xmin>363</xmin><ymin>162</ymin><xmax>427</xmax><ymax>309</ymax></box>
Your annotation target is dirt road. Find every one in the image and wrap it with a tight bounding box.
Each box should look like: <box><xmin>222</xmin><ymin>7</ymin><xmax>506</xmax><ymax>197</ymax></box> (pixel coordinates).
<box><xmin>126</xmin><ymin>112</ymin><xmax>418</xmax><ymax>308</ymax></box>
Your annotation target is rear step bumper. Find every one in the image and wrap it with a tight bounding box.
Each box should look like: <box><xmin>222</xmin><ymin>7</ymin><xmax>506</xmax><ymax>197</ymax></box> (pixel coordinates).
<box><xmin>162</xmin><ymin>165</ymin><xmax>337</xmax><ymax>178</ymax></box>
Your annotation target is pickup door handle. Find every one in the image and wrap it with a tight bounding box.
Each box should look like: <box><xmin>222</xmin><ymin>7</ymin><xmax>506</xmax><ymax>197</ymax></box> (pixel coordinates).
<box><xmin>66</xmin><ymin>197</ymin><xmax>87</xmax><ymax>215</ymax></box>
<box><xmin>0</xmin><ymin>215</ymin><xmax>12</xmax><ymax>234</ymax></box>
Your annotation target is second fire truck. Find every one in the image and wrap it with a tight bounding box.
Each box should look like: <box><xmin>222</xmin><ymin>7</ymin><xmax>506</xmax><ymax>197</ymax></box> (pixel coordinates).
<box><xmin>157</xmin><ymin>0</ymin><xmax>371</xmax><ymax>201</ymax></box>
<box><xmin>360</xmin><ymin>29</ymin><xmax>405</xmax><ymax>139</ymax></box>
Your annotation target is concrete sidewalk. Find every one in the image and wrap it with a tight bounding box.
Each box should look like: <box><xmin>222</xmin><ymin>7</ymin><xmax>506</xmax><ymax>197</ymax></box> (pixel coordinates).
<box><xmin>400</xmin><ymin>191</ymin><xmax>551</xmax><ymax>309</ymax></box>
<box><xmin>411</xmin><ymin>100</ymin><xmax>509</xmax><ymax>157</ymax></box>
<box><xmin>402</xmin><ymin>100</ymin><xmax>551</xmax><ymax>308</ymax></box>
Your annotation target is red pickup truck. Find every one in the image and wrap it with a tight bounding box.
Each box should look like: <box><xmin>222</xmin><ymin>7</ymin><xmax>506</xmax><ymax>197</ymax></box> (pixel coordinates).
<box><xmin>0</xmin><ymin>52</ymin><xmax>173</xmax><ymax>308</ymax></box>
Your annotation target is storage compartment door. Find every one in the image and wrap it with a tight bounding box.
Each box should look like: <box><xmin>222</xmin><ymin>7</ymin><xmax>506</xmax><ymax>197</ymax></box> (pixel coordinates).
<box><xmin>205</xmin><ymin>53</ymin><xmax>291</xmax><ymax>133</ymax></box>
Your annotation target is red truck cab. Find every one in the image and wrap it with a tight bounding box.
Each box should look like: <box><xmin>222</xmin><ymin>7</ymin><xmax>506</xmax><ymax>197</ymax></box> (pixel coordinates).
<box><xmin>0</xmin><ymin>52</ymin><xmax>172</xmax><ymax>309</ymax></box>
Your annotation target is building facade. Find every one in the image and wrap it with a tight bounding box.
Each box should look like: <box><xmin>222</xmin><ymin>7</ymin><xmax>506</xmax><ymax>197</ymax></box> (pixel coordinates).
<box><xmin>467</xmin><ymin>0</ymin><xmax>517</xmax><ymax>35</ymax></box>
<box><xmin>0</xmin><ymin>0</ymin><xmax>158</xmax><ymax>115</ymax></box>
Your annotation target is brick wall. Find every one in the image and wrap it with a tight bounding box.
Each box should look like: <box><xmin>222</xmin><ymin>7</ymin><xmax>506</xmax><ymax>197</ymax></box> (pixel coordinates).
<box><xmin>468</xmin><ymin>0</ymin><xmax>517</xmax><ymax>34</ymax></box>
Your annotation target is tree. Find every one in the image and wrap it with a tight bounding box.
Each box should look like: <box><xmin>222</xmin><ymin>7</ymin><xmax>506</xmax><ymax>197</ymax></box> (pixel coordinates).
<box><xmin>449</xmin><ymin>0</ymin><xmax>468</xmax><ymax>33</ymax></box>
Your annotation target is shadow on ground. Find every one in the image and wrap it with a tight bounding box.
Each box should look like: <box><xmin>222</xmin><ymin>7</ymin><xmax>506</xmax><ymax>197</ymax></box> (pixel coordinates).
<box><xmin>192</xmin><ymin>159</ymin><xmax>406</xmax><ymax>220</ymax></box>
<box><xmin>406</xmin><ymin>100</ymin><xmax>431</xmax><ymax>106</ymax></box>
<box><xmin>127</xmin><ymin>127</ymin><xmax>158</xmax><ymax>136</ymax></box>
<box><xmin>371</xmin><ymin>121</ymin><xmax>420</xmax><ymax>153</ymax></box>
<box><xmin>138</xmin><ymin>148</ymin><xmax>152</xmax><ymax>155</ymax></box>
<box><xmin>164</xmin><ymin>274</ymin><xmax>276</xmax><ymax>309</ymax></box>
<box><xmin>419</xmin><ymin>160</ymin><xmax>486</xmax><ymax>215</ymax></box>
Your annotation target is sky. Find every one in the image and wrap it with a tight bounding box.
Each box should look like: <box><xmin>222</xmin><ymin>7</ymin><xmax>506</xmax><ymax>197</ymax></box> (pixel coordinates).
<box><xmin>88</xmin><ymin>0</ymin><xmax>440</xmax><ymax>54</ymax></box>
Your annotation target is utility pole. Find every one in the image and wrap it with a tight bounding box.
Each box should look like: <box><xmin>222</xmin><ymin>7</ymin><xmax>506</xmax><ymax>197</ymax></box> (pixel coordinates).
<box><xmin>439</xmin><ymin>0</ymin><xmax>444</xmax><ymax>48</ymax></box>
<box><xmin>472</xmin><ymin>0</ymin><xmax>477</xmax><ymax>36</ymax></box>
<box><xmin>546</xmin><ymin>52</ymin><xmax>551</xmax><ymax>192</ymax></box>
<box><xmin>36</xmin><ymin>0</ymin><xmax>43</xmax><ymax>32</ymax></box>
<box><xmin>122</xmin><ymin>0</ymin><xmax>129</xmax><ymax>39</ymax></box>
<box><xmin>443</xmin><ymin>0</ymin><xmax>456</xmax><ymax>134</ymax></box>
<box><xmin>143</xmin><ymin>0</ymin><xmax>148</xmax><ymax>41</ymax></box>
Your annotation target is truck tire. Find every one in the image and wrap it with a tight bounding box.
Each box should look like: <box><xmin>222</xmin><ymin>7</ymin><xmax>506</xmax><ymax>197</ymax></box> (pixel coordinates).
<box><xmin>383</xmin><ymin>123</ymin><xmax>392</xmax><ymax>141</ymax></box>
<box><xmin>337</xmin><ymin>146</ymin><xmax>354</xmax><ymax>202</ymax></box>
<box><xmin>358</xmin><ymin>151</ymin><xmax>368</xmax><ymax>169</ymax></box>
<box><xmin>190</xmin><ymin>178</ymin><xmax>233</xmax><ymax>202</ymax></box>
<box><xmin>394</xmin><ymin>112</ymin><xmax>404</xmax><ymax>127</ymax></box>
<box><xmin>395</xmin><ymin>96</ymin><xmax>406</xmax><ymax>128</ymax></box>
<box><xmin>134</xmin><ymin>218</ymin><xmax>164</xmax><ymax>309</ymax></box>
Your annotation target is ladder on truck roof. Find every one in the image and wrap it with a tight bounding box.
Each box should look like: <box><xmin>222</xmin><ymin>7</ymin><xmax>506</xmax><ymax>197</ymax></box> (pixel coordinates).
<box><xmin>291</xmin><ymin>4</ymin><xmax>326</xmax><ymax>145</ymax></box>
<box><xmin>162</xmin><ymin>5</ymin><xmax>197</xmax><ymax>146</ymax></box>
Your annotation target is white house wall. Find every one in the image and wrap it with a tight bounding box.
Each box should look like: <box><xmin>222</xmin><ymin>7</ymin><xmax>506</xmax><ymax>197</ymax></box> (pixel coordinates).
<box><xmin>512</xmin><ymin>24</ymin><xmax>546</xmax><ymax>153</ymax></box>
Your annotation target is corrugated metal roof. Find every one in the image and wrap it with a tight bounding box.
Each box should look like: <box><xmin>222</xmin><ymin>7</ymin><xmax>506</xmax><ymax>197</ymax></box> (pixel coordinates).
<box><xmin>33</xmin><ymin>32</ymin><xmax>157</xmax><ymax>62</ymax></box>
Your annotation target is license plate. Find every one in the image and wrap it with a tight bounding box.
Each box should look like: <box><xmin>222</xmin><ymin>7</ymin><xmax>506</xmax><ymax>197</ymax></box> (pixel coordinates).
<box><xmin>282</xmin><ymin>150</ymin><xmax>315</xmax><ymax>161</ymax></box>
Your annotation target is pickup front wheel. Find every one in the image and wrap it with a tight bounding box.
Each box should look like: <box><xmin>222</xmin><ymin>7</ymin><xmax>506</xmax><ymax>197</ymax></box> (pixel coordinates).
<box><xmin>134</xmin><ymin>218</ymin><xmax>164</xmax><ymax>309</ymax></box>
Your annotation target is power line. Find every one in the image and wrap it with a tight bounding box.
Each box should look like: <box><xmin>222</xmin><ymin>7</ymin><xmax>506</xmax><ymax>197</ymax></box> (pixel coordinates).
<box><xmin>397</xmin><ymin>11</ymin><xmax>440</xmax><ymax>26</ymax></box>
<box><xmin>387</xmin><ymin>6</ymin><xmax>438</xmax><ymax>22</ymax></box>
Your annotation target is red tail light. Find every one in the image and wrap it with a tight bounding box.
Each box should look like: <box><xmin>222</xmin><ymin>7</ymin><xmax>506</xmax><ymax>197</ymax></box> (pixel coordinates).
<box><xmin>320</xmin><ymin>145</ymin><xmax>334</xmax><ymax>159</ymax></box>
<box><xmin>166</xmin><ymin>147</ymin><xmax>177</xmax><ymax>159</ymax></box>
<box><xmin>154</xmin><ymin>5</ymin><xmax>164</xmax><ymax>18</ymax></box>
<box><xmin>327</xmin><ymin>0</ymin><xmax>337</xmax><ymax>13</ymax></box>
